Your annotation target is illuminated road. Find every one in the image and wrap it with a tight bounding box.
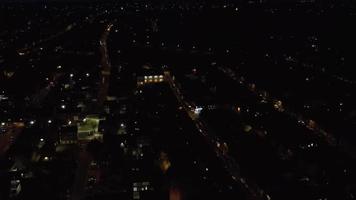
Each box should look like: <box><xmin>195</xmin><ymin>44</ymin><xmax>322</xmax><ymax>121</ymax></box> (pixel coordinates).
<box><xmin>17</xmin><ymin>22</ymin><xmax>78</xmax><ymax>56</ymax></box>
<box><xmin>217</xmin><ymin>66</ymin><xmax>337</xmax><ymax>146</ymax></box>
<box><xmin>71</xmin><ymin>24</ymin><xmax>113</xmax><ymax>200</ymax></box>
<box><xmin>97</xmin><ymin>23</ymin><xmax>114</xmax><ymax>106</ymax></box>
<box><xmin>16</xmin><ymin>14</ymin><xmax>100</xmax><ymax>57</ymax></box>
<box><xmin>31</xmin><ymin>72</ymin><xmax>63</xmax><ymax>106</ymax></box>
<box><xmin>0</xmin><ymin>122</ymin><xmax>25</xmax><ymax>156</ymax></box>
<box><xmin>164</xmin><ymin>70</ymin><xmax>270</xmax><ymax>200</ymax></box>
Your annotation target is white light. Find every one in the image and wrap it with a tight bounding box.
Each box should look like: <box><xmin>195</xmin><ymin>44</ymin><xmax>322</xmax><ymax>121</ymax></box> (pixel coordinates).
<box><xmin>44</xmin><ymin>156</ymin><xmax>49</xmax><ymax>161</ymax></box>
<box><xmin>70</xmin><ymin>74</ymin><xmax>74</xmax><ymax>78</ymax></box>
<box><xmin>48</xmin><ymin>120</ymin><xmax>52</xmax><ymax>124</ymax></box>
<box><xmin>40</xmin><ymin>138</ymin><xmax>44</xmax><ymax>142</ymax></box>
<box><xmin>30</xmin><ymin>120</ymin><xmax>35</xmax><ymax>125</ymax></box>
<box><xmin>205</xmin><ymin>167</ymin><xmax>209</xmax><ymax>171</ymax></box>
<box><xmin>86</xmin><ymin>73</ymin><xmax>90</xmax><ymax>77</ymax></box>
<box><xmin>1</xmin><ymin>122</ymin><xmax>5</xmax><ymax>126</ymax></box>
<box><xmin>68</xmin><ymin>121</ymin><xmax>72</xmax><ymax>125</ymax></box>
<box><xmin>61</xmin><ymin>105</ymin><xmax>66</xmax><ymax>109</ymax></box>
<box><xmin>57</xmin><ymin>65</ymin><xmax>62</xmax><ymax>69</ymax></box>
<box><xmin>194</xmin><ymin>107</ymin><xmax>203</xmax><ymax>115</ymax></box>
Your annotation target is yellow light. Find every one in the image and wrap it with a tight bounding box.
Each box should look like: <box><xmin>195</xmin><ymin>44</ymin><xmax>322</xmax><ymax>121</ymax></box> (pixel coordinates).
<box><xmin>159</xmin><ymin>152</ymin><xmax>171</xmax><ymax>173</ymax></box>
<box><xmin>236</xmin><ymin>106</ymin><xmax>241</xmax><ymax>113</ymax></box>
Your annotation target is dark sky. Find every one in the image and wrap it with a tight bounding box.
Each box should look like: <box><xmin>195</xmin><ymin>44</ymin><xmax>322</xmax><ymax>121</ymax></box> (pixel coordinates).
<box><xmin>0</xmin><ymin>0</ymin><xmax>348</xmax><ymax>6</ymax></box>
<box><xmin>0</xmin><ymin>0</ymin><xmax>307</xmax><ymax>2</ymax></box>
